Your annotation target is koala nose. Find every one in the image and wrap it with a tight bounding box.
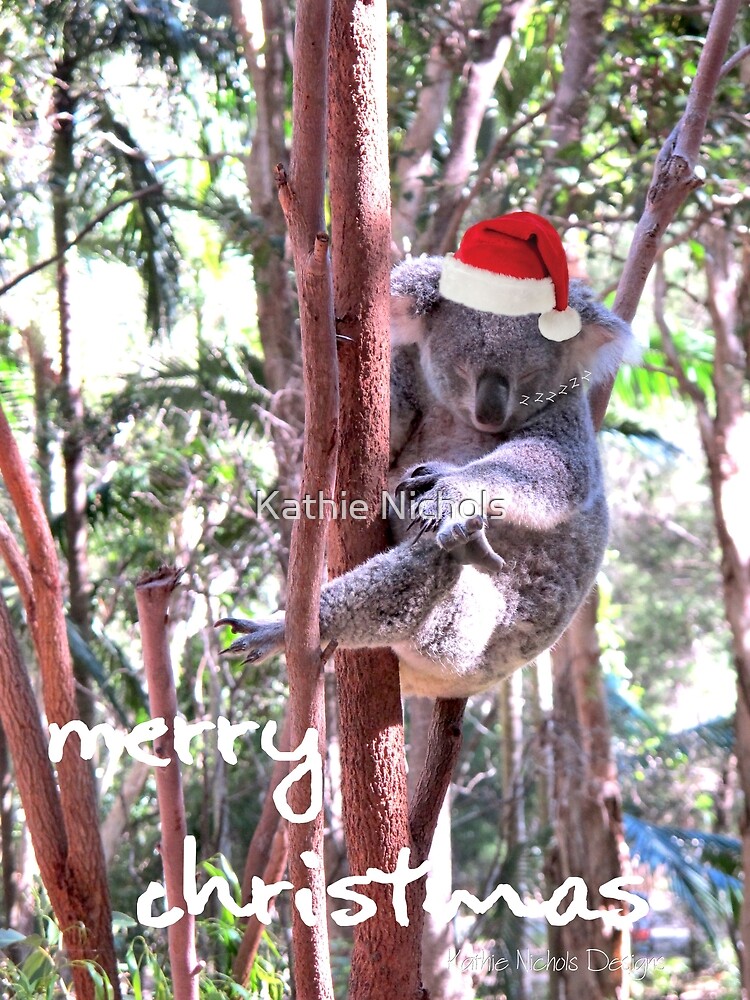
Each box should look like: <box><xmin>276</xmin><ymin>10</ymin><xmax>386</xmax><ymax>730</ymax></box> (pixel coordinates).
<box><xmin>474</xmin><ymin>371</ymin><xmax>509</xmax><ymax>427</ymax></box>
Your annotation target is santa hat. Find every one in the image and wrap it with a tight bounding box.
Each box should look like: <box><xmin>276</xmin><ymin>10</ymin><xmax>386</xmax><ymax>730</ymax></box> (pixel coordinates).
<box><xmin>439</xmin><ymin>211</ymin><xmax>581</xmax><ymax>341</ymax></box>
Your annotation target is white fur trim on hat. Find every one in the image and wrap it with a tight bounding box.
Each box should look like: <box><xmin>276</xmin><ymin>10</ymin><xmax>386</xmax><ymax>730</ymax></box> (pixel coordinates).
<box><xmin>440</xmin><ymin>254</ymin><xmax>556</xmax><ymax>316</ymax></box>
<box><xmin>538</xmin><ymin>306</ymin><xmax>581</xmax><ymax>342</ymax></box>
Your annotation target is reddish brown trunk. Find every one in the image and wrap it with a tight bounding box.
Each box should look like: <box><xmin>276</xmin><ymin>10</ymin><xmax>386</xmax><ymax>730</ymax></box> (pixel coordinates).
<box><xmin>233</xmin><ymin>718</ymin><xmax>290</xmax><ymax>982</ymax></box>
<box><xmin>22</xmin><ymin>326</ymin><xmax>56</xmax><ymax>520</ymax></box>
<box><xmin>0</xmin><ymin>592</ymin><xmax>107</xmax><ymax>999</ymax></box>
<box><xmin>404</xmin><ymin>699</ymin><xmax>473</xmax><ymax>1000</ymax></box>
<box><xmin>548</xmin><ymin>592</ymin><xmax>628</xmax><ymax>1000</ymax></box>
<box><xmin>0</xmin><ymin>718</ymin><xmax>14</xmax><ymax>926</ymax></box>
<box><xmin>270</xmin><ymin>0</ymin><xmax>340</xmax><ymax>992</ymax></box>
<box><xmin>136</xmin><ymin>568</ymin><xmax>199</xmax><ymax>1000</ymax></box>
<box><xmin>327</xmin><ymin>0</ymin><xmax>426</xmax><ymax>996</ymax></box>
<box><xmin>0</xmin><ymin>405</ymin><xmax>120</xmax><ymax>997</ymax></box>
<box><xmin>234</xmin><ymin>822</ymin><xmax>289</xmax><ymax>985</ymax></box>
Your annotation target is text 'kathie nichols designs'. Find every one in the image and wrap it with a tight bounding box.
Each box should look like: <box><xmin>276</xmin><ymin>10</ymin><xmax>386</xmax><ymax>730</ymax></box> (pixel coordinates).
<box><xmin>520</xmin><ymin>370</ymin><xmax>592</xmax><ymax>407</ymax></box>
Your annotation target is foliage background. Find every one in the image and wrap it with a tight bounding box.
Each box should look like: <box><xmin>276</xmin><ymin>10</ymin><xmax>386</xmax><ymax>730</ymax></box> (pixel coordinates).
<box><xmin>0</xmin><ymin>0</ymin><xmax>748</xmax><ymax>996</ymax></box>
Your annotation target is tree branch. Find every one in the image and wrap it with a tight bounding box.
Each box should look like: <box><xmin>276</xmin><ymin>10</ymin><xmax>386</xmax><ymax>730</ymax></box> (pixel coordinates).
<box><xmin>135</xmin><ymin>566</ymin><xmax>199</xmax><ymax>1000</ymax></box>
<box><xmin>0</xmin><ymin>403</ymin><xmax>120</xmax><ymax>996</ymax></box>
<box><xmin>438</xmin><ymin>99</ymin><xmax>554</xmax><ymax>254</ymax></box>
<box><xmin>0</xmin><ymin>513</ymin><xmax>34</xmax><ymax>610</ymax></box>
<box><xmin>273</xmin><ymin>0</ymin><xmax>338</xmax><ymax>994</ymax></box>
<box><xmin>653</xmin><ymin>258</ymin><xmax>710</xmax><ymax>415</ymax></box>
<box><xmin>589</xmin><ymin>0</ymin><xmax>741</xmax><ymax>429</ymax></box>
<box><xmin>233</xmin><ymin>713</ymin><xmax>290</xmax><ymax>983</ymax></box>
<box><xmin>409</xmin><ymin>698</ymin><xmax>468</xmax><ymax>864</ymax></box>
<box><xmin>720</xmin><ymin>42</ymin><xmax>750</xmax><ymax>79</ymax></box>
<box><xmin>0</xmin><ymin>183</ymin><xmax>163</xmax><ymax>298</ymax></box>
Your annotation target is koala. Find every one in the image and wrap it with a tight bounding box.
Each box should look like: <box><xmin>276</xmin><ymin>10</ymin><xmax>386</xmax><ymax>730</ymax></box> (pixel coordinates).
<box><xmin>217</xmin><ymin>256</ymin><xmax>634</xmax><ymax>699</ymax></box>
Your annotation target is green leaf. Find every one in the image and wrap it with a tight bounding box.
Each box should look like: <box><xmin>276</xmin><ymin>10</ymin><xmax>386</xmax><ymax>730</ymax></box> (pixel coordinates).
<box><xmin>0</xmin><ymin>928</ymin><xmax>29</xmax><ymax>949</ymax></box>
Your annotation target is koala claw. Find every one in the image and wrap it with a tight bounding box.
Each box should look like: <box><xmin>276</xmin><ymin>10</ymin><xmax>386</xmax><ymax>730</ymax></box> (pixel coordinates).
<box><xmin>214</xmin><ymin>616</ymin><xmax>285</xmax><ymax>664</ymax></box>
<box><xmin>408</xmin><ymin>516</ymin><xmax>440</xmax><ymax>542</ymax></box>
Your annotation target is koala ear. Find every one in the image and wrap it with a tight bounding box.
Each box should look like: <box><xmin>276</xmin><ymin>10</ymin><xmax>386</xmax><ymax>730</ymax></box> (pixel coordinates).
<box><xmin>568</xmin><ymin>280</ymin><xmax>640</xmax><ymax>385</ymax></box>
<box><xmin>390</xmin><ymin>256</ymin><xmax>443</xmax><ymax>345</ymax></box>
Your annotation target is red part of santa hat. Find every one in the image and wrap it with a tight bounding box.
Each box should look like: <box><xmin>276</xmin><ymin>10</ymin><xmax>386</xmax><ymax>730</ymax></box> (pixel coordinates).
<box><xmin>439</xmin><ymin>211</ymin><xmax>581</xmax><ymax>341</ymax></box>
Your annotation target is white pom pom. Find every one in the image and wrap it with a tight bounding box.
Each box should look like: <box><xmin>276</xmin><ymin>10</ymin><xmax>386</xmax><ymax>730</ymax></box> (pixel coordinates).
<box><xmin>538</xmin><ymin>306</ymin><xmax>581</xmax><ymax>342</ymax></box>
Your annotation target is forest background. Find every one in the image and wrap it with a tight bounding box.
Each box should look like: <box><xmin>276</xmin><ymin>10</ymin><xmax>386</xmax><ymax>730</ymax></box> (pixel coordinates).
<box><xmin>0</xmin><ymin>0</ymin><xmax>749</xmax><ymax>998</ymax></box>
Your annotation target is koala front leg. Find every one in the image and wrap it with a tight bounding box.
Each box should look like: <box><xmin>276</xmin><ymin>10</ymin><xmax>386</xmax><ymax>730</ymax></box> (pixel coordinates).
<box><xmin>217</xmin><ymin>539</ymin><xmax>462</xmax><ymax>665</ymax></box>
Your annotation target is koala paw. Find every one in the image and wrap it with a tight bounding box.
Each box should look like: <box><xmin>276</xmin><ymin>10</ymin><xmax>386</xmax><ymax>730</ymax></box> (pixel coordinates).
<box><xmin>439</xmin><ymin>517</ymin><xmax>506</xmax><ymax>575</ymax></box>
<box><xmin>396</xmin><ymin>465</ymin><xmax>506</xmax><ymax>575</ymax></box>
<box><xmin>215</xmin><ymin>616</ymin><xmax>285</xmax><ymax>664</ymax></box>
<box><xmin>436</xmin><ymin>513</ymin><xmax>486</xmax><ymax>551</ymax></box>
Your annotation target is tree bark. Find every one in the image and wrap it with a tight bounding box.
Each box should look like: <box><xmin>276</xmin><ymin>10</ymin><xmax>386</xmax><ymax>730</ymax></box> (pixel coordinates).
<box><xmin>135</xmin><ymin>568</ymin><xmax>199</xmax><ymax>1000</ymax></box>
<box><xmin>406</xmin><ymin>699</ymin><xmax>473</xmax><ymax>1000</ymax></box>
<box><xmin>548</xmin><ymin>593</ymin><xmax>628</xmax><ymax>1000</ymax></box>
<box><xmin>21</xmin><ymin>325</ymin><xmax>56</xmax><ymax>520</ymax></box>
<box><xmin>234</xmin><ymin>820</ymin><xmax>289</xmax><ymax>985</ymax></box>
<box><xmin>501</xmin><ymin>670</ymin><xmax>529</xmax><ymax>1000</ymax></box>
<box><xmin>233</xmin><ymin>716</ymin><xmax>289</xmax><ymax>983</ymax></box>
<box><xmin>421</xmin><ymin>0</ymin><xmax>533</xmax><ymax>254</ymax></box>
<box><xmin>0</xmin><ymin>406</ymin><xmax>119</xmax><ymax>997</ymax></box>
<box><xmin>327</xmin><ymin>1</ymin><xmax>425</xmax><ymax>996</ymax></box>
<box><xmin>0</xmin><ymin>718</ymin><xmax>17</xmax><ymax>927</ymax></box>
<box><xmin>535</xmin><ymin>0</ymin><xmax>607</xmax><ymax>212</ymax></box>
<box><xmin>0</xmin><ymin>591</ymin><xmax>114</xmax><ymax>999</ymax></box>
<box><xmin>271</xmin><ymin>0</ymin><xmax>340</xmax><ymax>993</ymax></box>
<box><xmin>230</xmin><ymin>0</ymin><xmax>303</xmax><ymax>576</ymax></box>
<box><xmin>51</xmin><ymin>59</ymin><xmax>95</xmax><ymax>730</ymax></box>
<box><xmin>590</xmin><ymin>0</ymin><xmax>742</xmax><ymax>426</ymax></box>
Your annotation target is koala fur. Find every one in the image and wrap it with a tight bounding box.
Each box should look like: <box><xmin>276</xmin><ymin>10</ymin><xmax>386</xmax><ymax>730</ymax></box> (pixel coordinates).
<box><xmin>218</xmin><ymin>256</ymin><xmax>634</xmax><ymax>699</ymax></box>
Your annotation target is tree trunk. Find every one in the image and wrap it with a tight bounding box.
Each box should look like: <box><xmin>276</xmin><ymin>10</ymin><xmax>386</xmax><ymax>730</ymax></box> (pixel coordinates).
<box><xmin>21</xmin><ymin>325</ymin><xmax>56</xmax><ymax>520</ymax></box>
<box><xmin>7</xmin><ymin>824</ymin><xmax>35</xmax><ymax>940</ymax></box>
<box><xmin>501</xmin><ymin>670</ymin><xmax>528</xmax><ymax>1000</ymax></box>
<box><xmin>535</xmin><ymin>0</ymin><xmax>607</xmax><ymax>212</ymax></box>
<box><xmin>680</xmin><ymin>224</ymin><xmax>750</xmax><ymax>994</ymax></box>
<box><xmin>231</xmin><ymin>0</ymin><xmax>303</xmax><ymax>576</ymax></box>
<box><xmin>270</xmin><ymin>0</ymin><xmax>340</xmax><ymax>992</ymax></box>
<box><xmin>406</xmin><ymin>698</ymin><xmax>473</xmax><ymax>1000</ymax></box>
<box><xmin>421</xmin><ymin>0</ymin><xmax>533</xmax><ymax>254</ymax></box>
<box><xmin>51</xmin><ymin>58</ymin><xmax>95</xmax><ymax>726</ymax></box>
<box><xmin>0</xmin><ymin>718</ymin><xmax>16</xmax><ymax>927</ymax></box>
<box><xmin>0</xmin><ymin>408</ymin><xmax>120</xmax><ymax>998</ymax></box>
<box><xmin>0</xmin><ymin>592</ymin><xmax>115</xmax><ymax>999</ymax></box>
<box><xmin>136</xmin><ymin>569</ymin><xmax>199</xmax><ymax>1000</ymax></box>
<box><xmin>327</xmin><ymin>1</ymin><xmax>425</xmax><ymax>996</ymax></box>
<box><xmin>547</xmin><ymin>591</ymin><xmax>629</xmax><ymax>1000</ymax></box>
